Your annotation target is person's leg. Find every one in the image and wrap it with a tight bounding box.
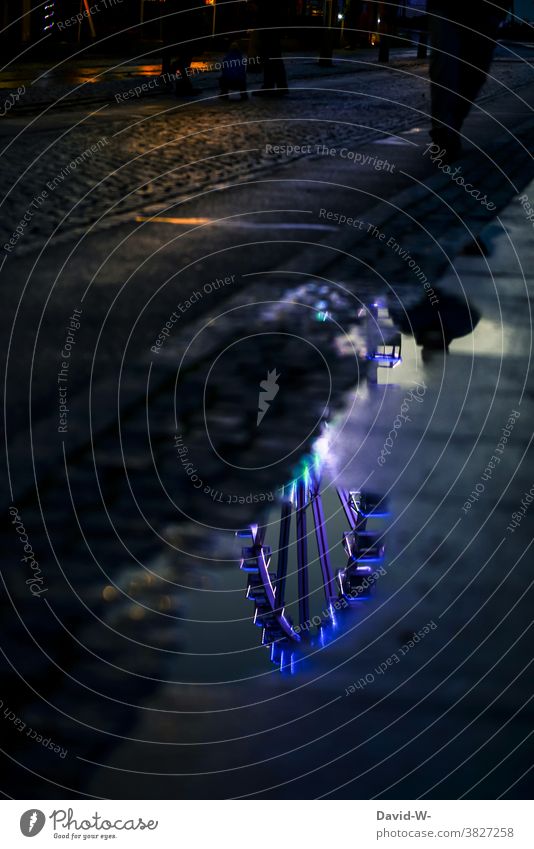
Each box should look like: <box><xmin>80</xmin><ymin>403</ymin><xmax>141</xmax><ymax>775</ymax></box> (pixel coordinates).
<box><xmin>161</xmin><ymin>45</ymin><xmax>173</xmax><ymax>77</ymax></box>
<box><xmin>456</xmin><ymin>21</ymin><xmax>499</xmax><ymax>131</ymax></box>
<box><xmin>429</xmin><ymin>14</ymin><xmax>464</xmax><ymax>135</ymax></box>
<box><xmin>266</xmin><ymin>36</ymin><xmax>287</xmax><ymax>91</ymax></box>
<box><xmin>175</xmin><ymin>56</ymin><xmax>195</xmax><ymax>95</ymax></box>
<box><xmin>273</xmin><ymin>55</ymin><xmax>288</xmax><ymax>91</ymax></box>
<box><xmin>428</xmin><ymin>12</ymin><xmax>469</xmax><ymax>159</ymax></box>
<box><xmin>262</xmin><ymin>57</ymin><xmax>276</xmax><ymax>91</ymax></box>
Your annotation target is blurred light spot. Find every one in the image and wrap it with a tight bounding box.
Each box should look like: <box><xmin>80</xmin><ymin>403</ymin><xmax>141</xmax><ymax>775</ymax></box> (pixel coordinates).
<box><xmin>135</xmin><ymin>216</ymin><xmax>211</xmax><ymax>225</ymax></box>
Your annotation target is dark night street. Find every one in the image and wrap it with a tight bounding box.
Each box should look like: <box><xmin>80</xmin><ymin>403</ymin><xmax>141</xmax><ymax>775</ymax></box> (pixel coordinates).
<box><xmin>0</xmin><ymin>1</ymin><xmax>533</xmax><ymax>823</ymax></box>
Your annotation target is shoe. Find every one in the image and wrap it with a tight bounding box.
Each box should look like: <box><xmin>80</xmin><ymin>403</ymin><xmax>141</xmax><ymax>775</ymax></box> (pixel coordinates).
<box><xmin>429</xmin><ymin>128</ymin><xmax>463</xmax><ymax>163</ymax></box>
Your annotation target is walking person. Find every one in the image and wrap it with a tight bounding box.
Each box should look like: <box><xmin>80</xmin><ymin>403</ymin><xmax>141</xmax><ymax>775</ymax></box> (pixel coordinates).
<box><xmin>219</xmin><ymin>42</ymin><xmax>249</xmax><ymax>100</ymax></box>
<box><xmin>427</xmin><ymin>1</ymin><xmax>511</xmax><ymax>160</ymax></box>
<box><xmin>161</xmin><ymin>0</ymin><xmax>207</xmax><ymax>96</ymax></box>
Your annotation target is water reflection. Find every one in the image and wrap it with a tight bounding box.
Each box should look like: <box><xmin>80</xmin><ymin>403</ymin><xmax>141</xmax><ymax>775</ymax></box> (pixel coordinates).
<box><xmin>238</xmin><ymin>450</ymin><xmax>390</xmax><ymax>673</ymax></box>
<box><xmin>233</xmin><ymin>287</ymin><xmax>482</xmax><ymax>673</ymax></box>
<box><xmin>163</xmin><ymin>287</ymin><xmax>480</xmax><ymax>682</ymax></box>
<box><xmin>388</xmin><ymin>290</ymin><xmax>481</xmax><ymax>361</ymax></box>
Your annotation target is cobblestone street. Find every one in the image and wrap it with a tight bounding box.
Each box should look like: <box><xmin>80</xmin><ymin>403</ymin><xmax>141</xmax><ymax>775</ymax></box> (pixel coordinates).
<box><xmin>1</xmin><ymin>36</ymin><xmax>533</xmax><ymax>803</ymax></box>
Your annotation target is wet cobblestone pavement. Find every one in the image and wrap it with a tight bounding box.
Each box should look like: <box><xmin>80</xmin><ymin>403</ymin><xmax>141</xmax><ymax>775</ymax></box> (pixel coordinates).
<box><xmin>1</xmin><ymin>53</ymin><xmax>532</xmax><ymax>253</ymax></box>
<box><xmin>1</xmin><ymin>45</ymin><xmax>534</xmax><ymax>800</ymax></box>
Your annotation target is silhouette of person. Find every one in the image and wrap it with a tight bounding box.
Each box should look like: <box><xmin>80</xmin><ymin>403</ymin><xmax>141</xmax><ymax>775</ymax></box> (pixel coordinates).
<box><xmin>219</xmin><ymin>42</ymin><xmax>249</xmax><ymax>100</ymax></box>
<box><xmin>250</xmin><ymin>0</ymin><xmax>288</xmax><ymax>96</ymax></box>
<box><xmin>427</xmin><ymin>1</ymin><xmax>511</xmax><ymax>160</ymax></box>
<box><xmin>161</xmin><ymin>0</ymin><xmax>207</xmax><ymax>96</ymax></box>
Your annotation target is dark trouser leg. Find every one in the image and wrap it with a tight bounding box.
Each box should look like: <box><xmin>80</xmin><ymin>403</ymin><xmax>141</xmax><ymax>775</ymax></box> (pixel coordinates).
<box><xmin>263</xmin><ymin>56</ymin><xmax>287</xmax><ymax>91</ymax></box>
<box><xmin>161</xmin><ymin>45</ymin><xmax>174</xmax><ymax>77</ymax></box>
<box><xmin>262</xmin><ymin>36</ymin><xmax>287</xmax><ymax>91</ymax></box>
<box><xmin>429</xmin><ymin>15</ymin><xmax>499</xmax><ymax>137</ymax></box>
<box><xmin>429</xmin><ymin>17</ymin><xmax>464</xmax><ymax>134</ymax></box>
<box><xmin>175</xmin><ymin>58</ymin><xmax>194</xmax><ymax>94</ymax></box>
<box><xmin>455</xmin><ymin>26</ymin><xmax>498</xmax><ymax>130</ymax></box>
<box><xmin>263</xmin><ymin>57</ymin><xmax>276</xmax><ymax>90</ymax></box>
<box><xmin>273</xmin><ymin>56</ymin><xmax>287</xmax><ymax>90</ymax></box>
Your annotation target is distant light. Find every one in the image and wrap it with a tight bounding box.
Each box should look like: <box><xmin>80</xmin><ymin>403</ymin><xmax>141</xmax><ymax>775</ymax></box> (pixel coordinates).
<box><xmin>129</xmin><ymin>605</ymin><xmax>145</xmax><ymax>621</ymax></box>
<box><xmin>135</xmin><ymin>215</ymin><xmax>211</xmax><ymax>226</ymax></box>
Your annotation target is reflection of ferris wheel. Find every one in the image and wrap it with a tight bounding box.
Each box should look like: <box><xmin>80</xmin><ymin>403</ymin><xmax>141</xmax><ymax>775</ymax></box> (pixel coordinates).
<box><xmin>238</xmin><ymin>300</ymin><xmax>399</xmax><ymax>670</ymax></box>
<box><xmin>239</xmin><ymin>469</ymin><xmax>389</xmax><ymax>672</ymax></box>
